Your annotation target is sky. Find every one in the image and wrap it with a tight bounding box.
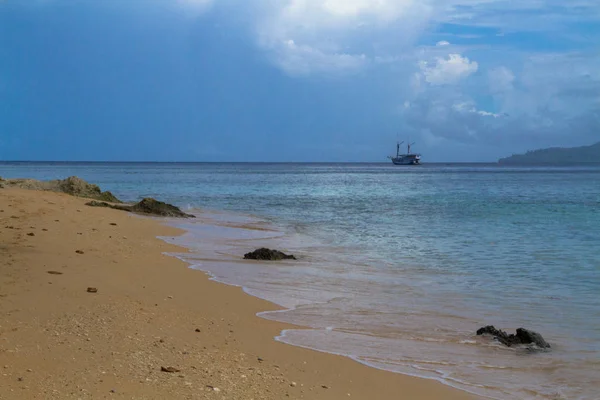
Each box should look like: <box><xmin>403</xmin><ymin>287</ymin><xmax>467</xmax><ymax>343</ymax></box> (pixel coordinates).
<box><xmin>1</xmin><ymin>0</ymin><xmax>599</xmax><ymax>162</ymax></box>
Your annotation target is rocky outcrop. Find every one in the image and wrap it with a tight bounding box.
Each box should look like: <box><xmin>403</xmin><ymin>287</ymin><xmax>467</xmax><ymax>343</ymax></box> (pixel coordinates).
<box><xmin>56</xmin><ymin>176</ymin><xmax>121</xmax><ymax>203</ymax></box>
<box><xmin>0</xmin><ymin>176</ymin><xmax>121</xmax><ymax>203</ymax></box>
<box><xmin>476</xmin><ymin>325</ymin><xmax>550</xmax><ymax>349</ymax></box>
<box><xmin>243</xmin><ymin>248</ymin><xmax>296</xmax><ymax>261</ymax></box>
<box><xmin>86</xmin><ymin>198</ymin><xmax>195</xmax><ymax>218</ymax></box>
<box><xmin>2</xmin><ymin>175</ymin><xmax>193</xmax><ymax>218</ymax></box>
<box><xmin>129</xmin><ymin>198</ymin><xmax>195</xmax><ymax>218</ymax></box>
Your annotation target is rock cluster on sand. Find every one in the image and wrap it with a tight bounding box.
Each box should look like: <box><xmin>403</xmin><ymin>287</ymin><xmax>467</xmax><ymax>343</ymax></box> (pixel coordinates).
<box><xmin>0</xmin><ymin>175</ymin><xmax>194</xmax><ymax>218</ymax></box>
<box><xmin>243</xmin><ymin>248</ymin><xmax>296</xmax><ymax>261</ymax></box>
<box><xmin>476</xmin><ymin>325</ymin><xmax>551</xmax><ymax>349</ymax></box>
<box><xmin>0</xmin><ymin>176</ymin><xmax>121</xmax><ymax>203</ymax></box>
<box><xmin>86</xmin><ymin>198</ymin><xmax>195</xmax><ymax>218</ymax></box>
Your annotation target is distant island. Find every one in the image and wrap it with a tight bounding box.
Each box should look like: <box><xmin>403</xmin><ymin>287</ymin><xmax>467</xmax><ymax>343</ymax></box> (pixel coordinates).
<box><xmin>498</xmin><ymin>142</ymin><xmax>600</xmax><ymax>164</ymax></box>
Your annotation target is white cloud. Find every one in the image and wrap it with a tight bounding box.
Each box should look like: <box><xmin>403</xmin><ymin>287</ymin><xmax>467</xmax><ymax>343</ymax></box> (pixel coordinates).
<box><xmin>419</xmin><ymin>53</ymin><xmax>478</xmax><ymax>85</ymax></box>
<box><xmin>402</xmin><ymin>49</ymin><xmax>600</xmax><ymax>151</ymax></box>
<box><xmin>274</xmin><ymin>39</ymin><xmax>367</xmax><ymax>75</ymax></box>
<box><xmin>248</xmin><ymin>0</ymin><xmax>600</xmax><ymax>76</ymax></box>
<box><xmin>453</xmin><ymin>102</ymin><xmax>504</xmax><ymax>117</ymax></box>
<box><xmin>255</xmin><ymin>0</ymin><xmax>432</xmax><ymax>75</ymax></box>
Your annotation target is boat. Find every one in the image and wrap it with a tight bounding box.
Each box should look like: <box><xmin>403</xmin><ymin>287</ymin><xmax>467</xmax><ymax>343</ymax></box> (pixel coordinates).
<box><xmin>389</xmin><ymin>141</ymin><xmax>421</xmax><ymax>165</ymax></box>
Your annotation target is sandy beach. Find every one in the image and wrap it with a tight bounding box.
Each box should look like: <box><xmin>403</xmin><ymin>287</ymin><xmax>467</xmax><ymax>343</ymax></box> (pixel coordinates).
<box><xmin>0</xmin><ymin>187</ymin><xmax>477</xmax><ymax>400</ymax></box>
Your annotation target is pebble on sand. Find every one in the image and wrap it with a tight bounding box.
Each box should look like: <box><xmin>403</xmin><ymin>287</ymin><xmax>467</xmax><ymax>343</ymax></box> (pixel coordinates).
<box><xmin>161</xmin><ymin>366</ymin><xmax>180</xmax><ymax>373</ymax></box>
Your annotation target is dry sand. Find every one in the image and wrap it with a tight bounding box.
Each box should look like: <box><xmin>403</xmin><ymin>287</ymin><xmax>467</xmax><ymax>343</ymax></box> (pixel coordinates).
<box><xmin>0</xmin><ymin>188</ymin><xmax>478</xmax><ymax>399</ymax></box>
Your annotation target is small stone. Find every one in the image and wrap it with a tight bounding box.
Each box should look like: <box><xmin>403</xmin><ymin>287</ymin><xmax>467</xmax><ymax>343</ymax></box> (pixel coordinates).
<box><xmin>42</xmin><ymin>228</ymin><xmax>48</xmax><ymax>231</ymax></box>
<box><xmin>47</xmin><ymin>271</ymin><xmax>63</xmax><ymax>275</ymax></box>
<box><xmin>27</xmin><ymin>232</ymin><xmax>35</xmax><ymax>236</ymax></box>
<box><xmin>87</xmin><ymin>287</ymin><xmax>98</xmax><ymax>293</ymax></box>
<box><xmin>290</xmin><ymin>382</ymin><xmax>297</xmax><ymax>387</ymax></box>
<box><xmin>167</xmin><ymin>296</ymin><xmax>173</xmax><ymax>299</ymax></box>
<box><xmin>110</xmin><ymin>223</ymin><xmax>117</xmax><ymax>226</ymax></box>
<box><xmin>322</xmin><ymin>385</ymin><xmax>329</xmax><ymax>389</ymax></box>
<box><xmin>26</xmin><ymin>369</ymin><xmax>32</xmax><ymax>372</ymax></box>
<box><xmin>257</xmin><ymin>357</ymin><xmax>264</xmax><ymax>362</ymax></box>
<box><xmin>75</xmin><ymin>250</ymin><xmax>84</xmax><ymax>254</ymax></box>
<box><xmin>161</xmin><ymin>366</ymin><xmax>180</xmax><ymax>373</ymax></box>
<box><xmin>195</xmin><ymin>329</ymin><xmax>201</xmax><ymax>332</ymax></box>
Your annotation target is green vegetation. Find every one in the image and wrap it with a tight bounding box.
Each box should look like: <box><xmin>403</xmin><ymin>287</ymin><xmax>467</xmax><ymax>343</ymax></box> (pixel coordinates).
<box><xmin>498</xmin><ymin>142</ymin><xmax>600</xmax><ymax>164</ymax></box>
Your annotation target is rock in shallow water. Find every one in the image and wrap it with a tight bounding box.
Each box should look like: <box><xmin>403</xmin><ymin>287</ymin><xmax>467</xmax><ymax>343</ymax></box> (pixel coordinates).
<box><xmin>243</xmin><ymin>248</ymin><xmax>296</xmax><ymax>261</ymax></box>
<box><xmin>476</xmin><ymin>325</ymin><xmax>550</xmax><ymax>349</ymax></box>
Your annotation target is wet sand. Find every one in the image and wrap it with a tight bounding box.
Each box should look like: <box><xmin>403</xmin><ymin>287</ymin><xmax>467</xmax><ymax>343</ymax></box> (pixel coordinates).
<box><xmin>0</xmin><ymin>188</ymin><xmax>478</xmax><ymax>399</ymax></box>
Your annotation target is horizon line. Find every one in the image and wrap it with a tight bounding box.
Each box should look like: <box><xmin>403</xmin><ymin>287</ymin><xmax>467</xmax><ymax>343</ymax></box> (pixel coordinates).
<box><xmin>0</xmin><ymin>160</ymin><xmax>498</xmax><ymax>164</ymax></box>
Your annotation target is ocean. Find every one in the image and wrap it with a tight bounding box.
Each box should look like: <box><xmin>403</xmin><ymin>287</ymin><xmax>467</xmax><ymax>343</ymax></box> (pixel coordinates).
<box><xmin>2</xmin><ymin>162</ymin><xmax>599</xmax><ymax>399</ymax></box>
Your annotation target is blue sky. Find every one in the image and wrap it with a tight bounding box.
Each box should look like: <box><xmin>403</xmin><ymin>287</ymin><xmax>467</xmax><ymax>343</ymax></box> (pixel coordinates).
<box><xmin>1</xmin><ymin>0</ymin><xmax>598</xmax><ymax>162</ymax></box>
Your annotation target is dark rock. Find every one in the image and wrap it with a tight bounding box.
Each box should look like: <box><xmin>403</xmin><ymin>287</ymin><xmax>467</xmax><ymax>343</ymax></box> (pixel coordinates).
<box><xmin>85</xmin><ymin>201</ymin><xmax>115</xmax><ymax>209</ymax></box>
<box><xmin>195</xmin><ymin>328</ymin><xmax>201</xmax><ymax>333</ymax></box>
<box><xmin>87</xmin><ymin>287</ymin><xmax>98</xmax><ymax>293</ymax></box>
<box><xmin>86</xmin><ymin>198</ymin><xmax>194</xmax><ymax>218</ymax></box>
<box><xmin>47</xmin><ymin>271</ymin><xmax>63</xmax><ymax>275</ymax></box>
<box><xmin>130</xmin><ymin>198</ymin><xmax>194</xmax><ymax>218</ymax></box>
<box><xmin>476</xmin><ymin>325</ymin><xmax>550</xmax><ymax>349</ymax></box>
<box><xmin>516</xmin><ymin>328</ymin><xmax>551</xmax><ymax>349</ymax></box>
<box><xmin>243</xmin><ymin>248</ymin><xmax>296</xmax><ymax>261</ymax></box>
<box><xmin>27</xmin><ymin>232</ymin><xmax>35</xmax><ymax>236</ymax></box>
<box><xmin>75</xmin><ymin>250</ymin><xmax>84</xmax><ymax>254</ymax></box>
<box><xmin>161</xmin><ymin>366</ymin><xmax>180</xmax><ymax>373</ymax></box>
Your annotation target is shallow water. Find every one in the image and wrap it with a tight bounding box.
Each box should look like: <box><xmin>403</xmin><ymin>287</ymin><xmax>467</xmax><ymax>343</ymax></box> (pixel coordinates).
<box><xmin>3</xmin><ymin>162</ymin><xmax>600</xmax><ymax>399</ymax></box>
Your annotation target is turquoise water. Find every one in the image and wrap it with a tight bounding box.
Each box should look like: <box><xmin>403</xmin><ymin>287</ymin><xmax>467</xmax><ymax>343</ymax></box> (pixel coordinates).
<box><xmin>2</xmin><ymin>162</ymin><xmax>600</xmax><ymax>399</ymax></box>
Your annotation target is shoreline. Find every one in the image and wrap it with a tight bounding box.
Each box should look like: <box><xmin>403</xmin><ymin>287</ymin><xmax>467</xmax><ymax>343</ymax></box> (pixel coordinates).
<box><xmin>163</xmin><ymin>211</ymin><xmax>499</xmax><ymax>400</ymax></box>
<box><xmin>0</xmin><ymin>187</ymin><xmax>477</xmax><ymax>399</ymax></box>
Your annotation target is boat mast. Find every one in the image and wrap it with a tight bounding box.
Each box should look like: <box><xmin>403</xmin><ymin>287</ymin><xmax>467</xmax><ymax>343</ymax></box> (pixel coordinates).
<box><xmin>408</xmin><ymin>142</ymin><xmax>415</xmax><ymax>154</ymax></box>
<box><xmin>397</xmin><ymin>141</ymin><xmax>404</xmax><ymax>158</ymax></box>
